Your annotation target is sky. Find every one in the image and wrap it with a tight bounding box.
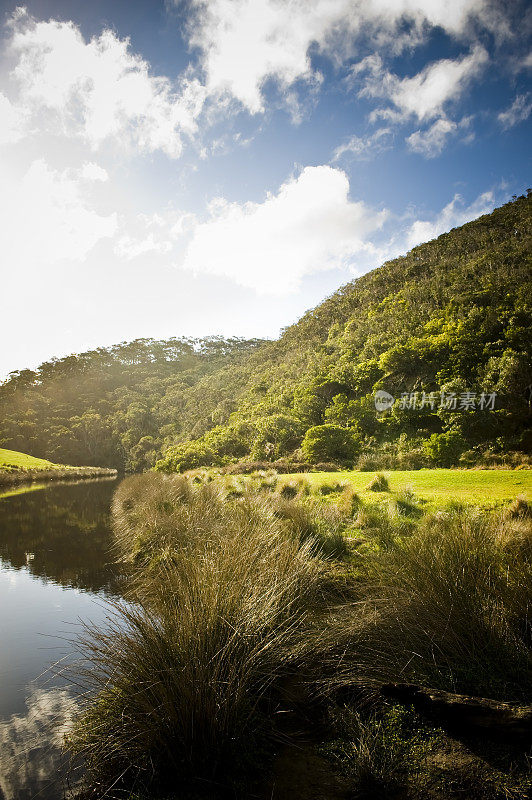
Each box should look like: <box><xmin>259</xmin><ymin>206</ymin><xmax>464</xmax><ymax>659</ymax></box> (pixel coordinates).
<box><xmin>0</xmin><ymin>0</ymin><xmax>530</xmax><ymax>378</ymax></box>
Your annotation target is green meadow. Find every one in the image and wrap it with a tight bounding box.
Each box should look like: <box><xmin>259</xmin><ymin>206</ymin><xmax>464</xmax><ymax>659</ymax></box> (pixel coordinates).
<box><xmin>281</xmin><ymin>468</ymin><xmax>531</xmax><ymax>508</ymax></box>
<box><xmin>0</xmin><ymin>447</ymin><xmax>60</xmax><ymax>471</ymax></box>
<box><xmin>0</xmin><ymin>447</ymin><xmax>117</xmax><ymax>488</ymax></box>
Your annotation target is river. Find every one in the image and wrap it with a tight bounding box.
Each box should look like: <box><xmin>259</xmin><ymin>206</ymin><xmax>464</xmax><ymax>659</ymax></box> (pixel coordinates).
<box><xmin>0</xmin><ymin>478</ymin><xmax>123</xmax><ymax>800</ymax></box>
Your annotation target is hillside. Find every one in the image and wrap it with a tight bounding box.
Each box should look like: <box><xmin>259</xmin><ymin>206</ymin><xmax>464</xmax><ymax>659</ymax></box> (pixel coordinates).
<box><xmin>0</xmin><ymin>446</ymin><xmax>117</xmax><ymax>489</ymax></box>
<box><xmin>1</xmin><ymin>194</ymin><xmax>531</xmax><ymax>472</ymax></box>
<box><xmin>156</xmin><ymin>193</ymin><xmax>532</xmax><ymax>471</ymax></box>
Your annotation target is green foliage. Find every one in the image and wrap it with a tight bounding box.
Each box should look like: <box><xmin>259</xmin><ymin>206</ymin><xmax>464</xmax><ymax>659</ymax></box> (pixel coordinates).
<box><xmin>0</xmin><ymin>337</ymin><xmax>263</xmax><ymax>471</ymax></box>
<box><xmin>302</xmin><ymin>424</ymin><xmax>361</xmax><ymax>464</ymax></box>
<box><xmin>1</xmin><ymin>196</ymin><xmax>530</xmax><ymax>472</ymax></box>
<box><xmin>423</xmin><ymin>430</ymin><xmax>467</xmax><ymax>466</ymax></box>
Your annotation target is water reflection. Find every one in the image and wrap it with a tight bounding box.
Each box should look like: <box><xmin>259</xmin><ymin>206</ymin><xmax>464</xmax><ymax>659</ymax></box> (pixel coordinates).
<box><xmin>0</xmin><ymin>686</ymin><xmax>78</xmax><ymax>800</ymax></box>
<box><xmin>0</xmin><ymin>479</ymin><xmax>122</xmax><ymax>594</ymax></box>
<box><xmin>0</xmin><ymin>479</ymin><xmax>123</xmax><ymax>799</ymax></box>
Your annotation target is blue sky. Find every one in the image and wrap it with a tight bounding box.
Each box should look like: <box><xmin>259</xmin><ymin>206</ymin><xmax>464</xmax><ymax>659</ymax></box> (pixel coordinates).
<box><xmin>0</xmin><ymin>0</ymin><xmax>530</xmax><ymax>377</ymax></box>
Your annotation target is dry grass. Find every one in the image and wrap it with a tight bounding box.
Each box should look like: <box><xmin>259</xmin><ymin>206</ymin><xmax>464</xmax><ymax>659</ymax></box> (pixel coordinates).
<box><xmin>318</xmin><ymin>510</ymin><xmax>532</xmax><ymax>701</ymax></box>
<box><xmin>69</xmin><ymin>474</ymin><xmax>326</xmax><ymax>795</ymax></box>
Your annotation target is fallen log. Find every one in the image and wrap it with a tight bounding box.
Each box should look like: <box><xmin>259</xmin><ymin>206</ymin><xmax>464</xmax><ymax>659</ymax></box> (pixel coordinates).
<box><xmin>380</xmin><ymin>683</ymin><xmax>532</xmax><ymax>740</ymax></box>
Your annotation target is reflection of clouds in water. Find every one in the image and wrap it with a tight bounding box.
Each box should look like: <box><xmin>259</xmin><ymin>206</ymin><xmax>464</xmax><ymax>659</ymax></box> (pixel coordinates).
<box><xmin>0</xmin><ymin>686</ymin><xmax>79</xmax><ymax>800</ymax></box>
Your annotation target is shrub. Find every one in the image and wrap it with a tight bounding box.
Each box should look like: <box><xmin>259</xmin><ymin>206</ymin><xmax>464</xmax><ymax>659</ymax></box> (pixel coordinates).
<box><xmin>279</xmin><ymin>481</ymin><xmax>299</xmax><ymax>499</ymax></box>
<box><xmin>302</xmin><ymin>424</ymin><xmax>361</xmax><ymax>464</ymax></box>
<box><xmin>318</xmin><ymin>481</ymin><xmax>346</xmax><ymax>495</ymax></box>
<box><xmin>272</xmin><ymin>496</ymin><xmax>349</xmax><ymax>559</ymax></box>
<box><xmin>321</xmin><ymin>704</ymin><xmax>434</xmax><ymax>797</ymax></box>
<box><xmin>337</xmin><ymin>485</ymin><xmax>362</xmax><ymax>517</ymax></box>
<box><xmin>312</xmin><ymin>461</ymin><xmax>343</xmax><ymax>472</ymax></box>
<box><xmin>423</xmin><ymin>430</ymin><xmax>466</xmax><ymax>467</ymax></box>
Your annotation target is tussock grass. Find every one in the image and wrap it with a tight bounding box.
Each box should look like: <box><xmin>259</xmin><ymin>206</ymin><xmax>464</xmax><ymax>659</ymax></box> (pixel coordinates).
<box><xmin>320</xmin><ymin>510</ymin><xmax>532</xmax><ymax>700</ymax></box>
<box><xmin>70</xmin><ymin>474</ymin><xmax>326</xmax><ymax>794</ymax></box>
<box><xmin>366</xmin><ymin>473</ymin><xmax>390</xmax><ymax>492</ymax></box>
<box><xmin>70</xmin><ymin>475</ymin><xmax>532</xmax><ymax>797</ymax></box>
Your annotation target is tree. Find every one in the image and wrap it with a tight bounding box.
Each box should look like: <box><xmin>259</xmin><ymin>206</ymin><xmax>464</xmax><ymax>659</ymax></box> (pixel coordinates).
<box><xmin>302</xmin><ymin>424</ymin><xmax>361</xmax><ymax>464</ymax></box>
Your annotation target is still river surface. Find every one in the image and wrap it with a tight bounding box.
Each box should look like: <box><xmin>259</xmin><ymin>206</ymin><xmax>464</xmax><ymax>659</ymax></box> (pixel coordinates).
<box><xmin>0</xmin><ymin>478</ymin><xmax>124</xmax><ymax>800</ymax></box>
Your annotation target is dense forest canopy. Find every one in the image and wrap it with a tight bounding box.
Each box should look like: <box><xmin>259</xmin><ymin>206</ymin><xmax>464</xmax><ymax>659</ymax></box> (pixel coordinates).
<box><xmin>0</xmin><ymin>337</ymin><xmax>265</xmax><ymax>471</ymax></box>
<box><xmin>1</xmin><ymin>194</ymin><xmax>531</xmax><ymax>471</ymax></box>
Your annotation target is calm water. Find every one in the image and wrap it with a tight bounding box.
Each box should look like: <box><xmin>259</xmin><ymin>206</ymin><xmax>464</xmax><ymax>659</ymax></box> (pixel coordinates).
<box><xmin>0</xmin><ymin>478</ymin><xmax>123</xmax><ymax>800</ymax></box>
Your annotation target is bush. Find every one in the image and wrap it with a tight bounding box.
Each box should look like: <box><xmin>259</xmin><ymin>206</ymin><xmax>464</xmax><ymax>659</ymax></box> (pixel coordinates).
<box><xmin>325</xmin><ymin>509</ymin><xmax>532</xmax><ymax>700</ymax></box>
<box><xmin>302</xmin><ymin>424</ymin><xmax>361</xmax><ymax>464</ymax></box>
<box><xmin>318</xmin><ymin>481</ymin><xmax>346</xmax><ymax>495</ymax></box>
<box><xmin>423</xmin><ymin>430</ymin><xmax>466</xmax><ymax>467</ymax></box>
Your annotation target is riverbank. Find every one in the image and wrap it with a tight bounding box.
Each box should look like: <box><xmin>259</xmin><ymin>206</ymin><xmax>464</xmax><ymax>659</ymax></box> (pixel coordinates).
<box><xmin>68</xmin><ymin>473</ymin><xmax>532</xmax><ymax>799</ymax></box>
<box><xmin>0</xmin><ymin>447</ymin><xmax>117</xmax><ymax>487</ymax></box>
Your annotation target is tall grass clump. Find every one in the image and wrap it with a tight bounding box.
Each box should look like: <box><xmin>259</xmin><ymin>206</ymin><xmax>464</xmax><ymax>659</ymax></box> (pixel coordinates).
<box><xmin>366</xmin><ymin>473</ymin><xmax>389</xmax><ymax>492</ymax></box>
<box><xmin>272</xmin><ymin>494</ymin><xmax>350</xmax><ymax>559</ymax></box>
<box><xmin>69</xmin><ymin>474</ymin><xmax>326</xmax><ymax>795</ymax></box>
<box><xmin>324</xmin><ymin>509</ymin><xmax>532</xmax><ymax>700</ymax></box>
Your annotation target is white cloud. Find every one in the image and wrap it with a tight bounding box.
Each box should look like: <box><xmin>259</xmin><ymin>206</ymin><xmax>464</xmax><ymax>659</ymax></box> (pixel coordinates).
<box><xmin>183</xmin><ymin>0</ymin><xmax>492</xmax><ymax>116</ymax></box>
<box><xmin>354</xmin><ymin>46</ymin><xmax>488</xmax><ymax>123</ymax></box>
<box><xmin>0</xmin><ymin>91</ymin><xmax>27</xmax><ymax>144</ymax></box>
<box><xmin>114</xmin><ymin>211</ymin><xmax>193</xmax><ymax>260</ymax></box>
<box><xmin>0</xmin><ymin>158</ymin><xmax>117</xmax><ymax>267</ymax></box>
<box><xmin>407</xmin><ymin>115</ymin><xmax>473</xmax><ymax>157</ymax></box>
<box><xmin>405</xmin><ymin>190</ymin><xmax>495</xmax><ymax>249</ymax></box>
<box><xmin>333</xmin><ymin>127</ymin><xmax>393</xmax><ymax>161</ymax></box>
<box><xmin>497</xmin><ymin>93</ymin><xmax>532</xmax><ymax>129</ymax></box>
<box><xmin>79</xmin><ymin>161</ymin><xmax>109</xmax><ymax>181</ymax></box>
<box><xmin>181</xmin><ymin>165</ymin><xmax>387</xmax><ymax>293</ymax></box>
<box><xmin>5</xmin><ymin>9</ymin><xmax>206</xmax><ymax>157</ymax></box>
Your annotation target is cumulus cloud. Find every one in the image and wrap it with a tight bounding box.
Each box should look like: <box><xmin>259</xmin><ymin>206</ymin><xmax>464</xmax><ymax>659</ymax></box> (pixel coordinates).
<box><xmin>0</xmin><ymin>91</ymin><xmax>27</xmax><ymax>144</ymax></box>
<box><xmin>5</xmin><ymin>8</ymin><xmax>206</xmax><ymax>157</ymax></box>
<box><xmin>0</xmin><ymin>158</ymin><xmax>117</xmax><ymax>267</ymax></box>
<box><xmin>497</xmin><ymin>93</ymin><xmax>532</xmax><ymax>129</ymax></box>
<box><xmin>79</xmin><ymin>161</ymin><xmax>109</xmax><ymax>181</ymax></box>
<box><xmin>353</xmin><ymin>46</ymin><xmax>488</xmax><ymax>124</ymax></box>
<box><xmin>182</xmin><ymin>0</ymin><xmax>492</xmax><ymax>116</ymax></box>
<box><xmin>181</xmin><ymin>165</ymin><xmax>387</xmax><ymax>293</ymax></box>
<box><xmin>0</xmin><ymin>1</ymin><xmax>508</xmax><ymax>158</ymax></box>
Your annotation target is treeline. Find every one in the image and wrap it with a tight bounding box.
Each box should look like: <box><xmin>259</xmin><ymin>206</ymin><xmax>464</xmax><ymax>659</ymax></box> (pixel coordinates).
<box><xmin>0</xmin><ymin>337</ymin><xmax>264</xmax><ymax>471</ymax></box>
<box><xmin>1</xmin><ymin>194</ymin><xmax>531</xmax><ymax>472</ymax></box>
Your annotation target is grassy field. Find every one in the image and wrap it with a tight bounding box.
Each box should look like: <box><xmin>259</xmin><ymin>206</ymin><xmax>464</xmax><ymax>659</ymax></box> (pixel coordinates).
<box><xmin>0</xmin><ymin>447</ymin><xmax>117</xmax><ymax>488</ymax></box>
<box><xmin>0</xmin><ymin>447</ymin><xmax>61</xmax><ymax>470</ymax></box>
<box><xmin>281</xmin><ymin>468</ymin><xmax>531</xmax><ymax>507</ymax></box>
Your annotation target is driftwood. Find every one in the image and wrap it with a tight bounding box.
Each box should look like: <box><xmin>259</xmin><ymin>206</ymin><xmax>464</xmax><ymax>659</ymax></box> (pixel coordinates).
<box><xmin>380</xmin><ymin>683</ymin><xmax>532</xmax><ymax>740</ymax></box>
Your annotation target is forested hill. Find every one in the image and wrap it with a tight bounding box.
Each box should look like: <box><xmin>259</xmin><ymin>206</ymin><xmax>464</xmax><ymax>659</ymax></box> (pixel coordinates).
<box><xmin>0</xmin><ymin>337</ymin><xmax>265</xmax><ymax>471</ymax></box>
<box><xmin>1</xmin><ymin>193</ymin><xmax>531</xmax><ymax>472</ymax></box>
<box><xmin>156</xmin><ymin>193</ymin><xmax>532</xmax><ymax>471</ymax></box>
